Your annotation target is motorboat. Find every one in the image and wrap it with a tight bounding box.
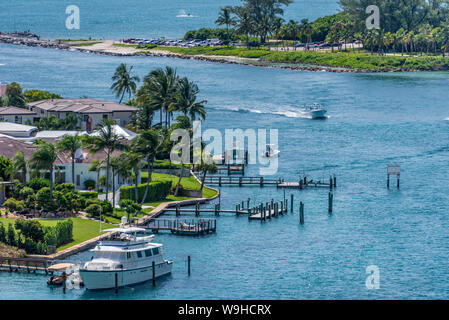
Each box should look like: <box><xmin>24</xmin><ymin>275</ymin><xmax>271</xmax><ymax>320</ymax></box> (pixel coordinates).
<box><xmin>79</xmin><ymin>227</ymin><xmax>173</xmax><ymax>290</ymax></box>
<box><xmin>302</xmin><ymin>103</ymin><xmax>327</xmax><ymax>119</ymax></box>
<box><xmin>264</xmin><ymin>144</ymin><xmax>280</xmax><ymax>158</ymax></box>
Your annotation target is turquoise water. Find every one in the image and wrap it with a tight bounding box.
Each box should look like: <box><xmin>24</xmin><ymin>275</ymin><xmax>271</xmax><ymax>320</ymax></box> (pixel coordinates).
<box><xmin>0</xmin><ymin>0</ymin><xmax>339</xmax><ymax>39</ymax></box>
<box><xmin>1</xmin><ymin>39</ymin><xmax>449</xmax><ymax>299</ymax></box>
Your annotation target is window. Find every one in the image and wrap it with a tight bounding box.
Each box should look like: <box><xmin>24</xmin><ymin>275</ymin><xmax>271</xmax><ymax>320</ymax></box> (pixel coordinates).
<box><xmin>136</xmin><ymin>251</ymin><xmax>142</xmax><ymax>258</ymax></box>
<box><xmin>127</xmin><ymin>252</ymin><xmax>132</xmax><ymax>259</ymax></box>
<box><xmin>14</xmin><ymin>116</ymin><xmax>22</xmax><ymax>124</ymax></box>
<box><xmin>152</xmin><ymin>248</ymin><xmax>159</xmax><ymax>255</ymax></box>
<box><xmin>144</xmin><ymin>249</ymin><xmax>152</xmax><ymax>257</ymax></box>
<box><xmin>103</xmin><ymin>114</ymin><xmax>108</xmax><ymax>119</ymax></box>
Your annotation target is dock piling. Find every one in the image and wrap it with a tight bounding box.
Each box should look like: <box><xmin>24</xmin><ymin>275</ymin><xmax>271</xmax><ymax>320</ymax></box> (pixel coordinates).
<box><xmin>152</xmin><ymin>261</ymin><xmax>156</xmax><ymax>286</ymax></box>
<box><xmin>290</xmin><ymin>194</ymin><xmax>294</xmax><ymax>212</ymax></box>
<box><xmin>188</xmin><ymin>255</ymin><xmax>191</xmax><ymax>276</ymax></box>
<box><xmin>115</xmin><ymin>273</ymin><xmax>118</xmax><ymax>294</ymax></box>
<box><xmin>328</xmin><ymin>192</ymin><xmax>333</xmax><ymax>214</ymax></box>
<box><xmin>300</xmin><ymin>202</ymin><xmax>304</xmax><ymax>224</ymax></box>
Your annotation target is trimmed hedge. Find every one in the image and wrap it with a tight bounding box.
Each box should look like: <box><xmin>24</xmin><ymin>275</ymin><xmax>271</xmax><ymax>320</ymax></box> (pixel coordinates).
<box><xmin>120</xmin><ymin>181</ymin><xmax>171</xmax><ymax>203</ymax></box>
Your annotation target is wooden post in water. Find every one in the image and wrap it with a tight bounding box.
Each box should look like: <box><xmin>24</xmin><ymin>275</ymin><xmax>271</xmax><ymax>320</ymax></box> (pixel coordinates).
<box><xmin>397</xmin><ymin>174</ymin><xmax>400</xmax><ymax>189</ymax></box>
<box><xmin>329</xmin><ymin>176</ymin><xmax>333</xmax><ymax>190</ymax></box>
<box><xmin>152</xmin><ymin>261</ymin><xmax>156</xmax><ymax>286</ymax></box>
<box><xmin>239</xmin><ymin>176</ymin><xmax>243</xmax><ymax>187</ymax></box>
<box><xmin>247</xmin><ymin>198</ymin><xmax>250</xmax><ymax>210</ymax></box>
<box><xmin>299</xmin><ymin>179</ymin><xmax>303</xmax><ymax>190</ymax></box>
<box><xmin>387</xmin><ymin>174</ymin><xmax>390</xmax><ymax>189</ymax></box>
<box><xmin>219</xmin><ymin>176</ymin><xmax>222</xmax><ymax>187</ymax></box>
<box><xmin>195</xmin><ymin>203</ymin><xmax>199</xmax><ymax>216</ymax></box>
<box><xmin>333</xmin><ymin>175</ymin><xmax>337</xmax><ymax>188</ymax></box>
<box><xmin>176</xmin><ymin>204</ymin><xmax>180</xmax><ymax>216</ymax></box>
<box><xmin>115</xmin><ymin>273</ymin><xmax>118</xmax><ymax>294</ymax></box>
<box><xmin>328</xmin><ymin>192</ymin><xmax>333</xmax><ymax>214</ymax></box>
<box><xmin>188</xmin><ymin>256</ymin><xmax>191</xmax><ymax>276</ymax></box>
<box><xmin>62</xmin><ymin>271</ymin><xmax>66</xmax><ymax>294</ymax></box>
<box><xmin>280</xmin><ymin>199</ymin><xmax>284</xmax><ymax>213</ymax></box>
<box><xmin>300</xmin><ymin>202</ymin><xmax>304</xmax><ymax>224</ymax></box>
<box><xmin>290</xmin><ymin>194</ymin><xmax>294</xmax><ymax>212</ymax></box>
<box><xmin>236</xmin><ymin>204</ymin><xmax>239</xmax><ymax>215</ymax></box>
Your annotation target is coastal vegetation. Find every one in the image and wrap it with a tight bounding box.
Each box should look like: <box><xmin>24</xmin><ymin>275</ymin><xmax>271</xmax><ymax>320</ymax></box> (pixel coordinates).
<box><xmin>0</xmin><ymin>82</ymin><xmax>62</xmax><ymax>108</ymax></box>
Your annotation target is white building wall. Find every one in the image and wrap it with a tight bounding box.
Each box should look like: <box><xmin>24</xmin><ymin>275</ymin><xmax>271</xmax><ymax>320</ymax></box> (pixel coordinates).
<box><xmin>0</xmin><ymin>114</ymin><xmax>36</xmax><ymax>124</ymax></box>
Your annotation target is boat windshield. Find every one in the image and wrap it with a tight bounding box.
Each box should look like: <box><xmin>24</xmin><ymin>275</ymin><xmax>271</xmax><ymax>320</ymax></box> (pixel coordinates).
<box><xmin>93</xmin><ymin>251</ymin><xmax>125</xmax><ymax>262</ymax></box>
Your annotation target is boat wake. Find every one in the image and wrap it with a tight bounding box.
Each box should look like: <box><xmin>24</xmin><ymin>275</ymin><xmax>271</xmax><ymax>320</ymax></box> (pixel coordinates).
<box><xmin>176</xmin><ymin>10</ymin><xmax>195</xmax><ymax>18</ymax></box>
<box><xmin>211</xmin><ymin>105</ymin><xmax>330</xmax><ymax>119</ymax></box>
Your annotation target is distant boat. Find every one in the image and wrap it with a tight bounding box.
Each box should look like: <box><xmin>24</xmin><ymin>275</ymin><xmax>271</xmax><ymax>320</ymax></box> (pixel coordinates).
<box><xmin>302</xmin><ymin>103</ymin><xmax>327</xmax><ymax>119</ymax></box>
<box><xmin>177</xmin><ymin>10</ymin><xmax>194</xmax><ymax>18</ymax></box>
<box><xmin>264</xmin><ymin>144</ymin><xmax>280</xmax><ymax>158</ymax></box>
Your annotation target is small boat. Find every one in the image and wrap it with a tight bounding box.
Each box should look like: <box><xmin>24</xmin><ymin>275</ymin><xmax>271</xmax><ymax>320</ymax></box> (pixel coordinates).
<box><xmin>79</xmin><ymin>227</ymin><xmax>173</xmax><ymax>290</ymax></box>
<box><xmin>302</xmin><ymin>103</ymin><xmax>327</xmax><ymax>119</ymax></box>
<box><xmin>47</xmin><ymin>273</ymin><xmax>68</xmax><ymax>286</ymax></box>
<box><xmin>264</xmin><ymin>144</ymin><xmax>280</xmax><ymax>158</ymax></box>
<box><xmin>46</xmin><ymin>263</ymin><xmax>74</xmax><ymax>286</ymax></box>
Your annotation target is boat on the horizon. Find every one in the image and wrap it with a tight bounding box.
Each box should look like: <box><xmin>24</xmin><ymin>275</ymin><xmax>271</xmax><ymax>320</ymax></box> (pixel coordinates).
<box><xmin>177</xmin><ymin>10</ymin><xmax>194</xmax><ymax>18</ymax></box>
<box><xmin>79</xmin><ymin>227</ymin><xmax>173</xmax><ymax>290</ymax></box>
<box><xmin>264</xmin><ymin>144</ymin><xmax>280</xmax><ymax>158</ymax></box>
<box><xmin>302</xmin><ymin>103</ymin><xmax>327</xmax><ymax>119</ymax></box>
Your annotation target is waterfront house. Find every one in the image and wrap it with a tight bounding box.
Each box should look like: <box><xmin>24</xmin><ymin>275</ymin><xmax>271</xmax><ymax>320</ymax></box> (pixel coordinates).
<box><xmin>0</xmin><ymin>135</ymin><xmax>135</xmax><ymax>191</ymax></box>
<box><xmin>27</xmin><ymin>98</ymin><xmax>138</xmax><ymax>132</ymax></box>
<box><xmin>0</xmin><ymin>106</ymin><xmax>37</xmax><ymax>124</ymax></box>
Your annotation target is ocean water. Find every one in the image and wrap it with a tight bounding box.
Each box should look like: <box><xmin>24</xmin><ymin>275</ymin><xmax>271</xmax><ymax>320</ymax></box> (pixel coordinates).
<box><xmin>0</xmin><ymin>0</ymin><xmax>340</xmax><ymax>39</ymax></box>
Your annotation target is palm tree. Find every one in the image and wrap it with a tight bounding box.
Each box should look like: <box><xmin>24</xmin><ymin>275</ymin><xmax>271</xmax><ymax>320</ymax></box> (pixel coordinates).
<box><xmin>121</xmin><ymin>151</ymin><xmax>144</xmax><ymax>202</ymax></box>
<box><xmin>56</xmin><ymin>133</ymin><xmax>82</xmax><ymax>186</ymax></box>
<box><xmin>109</xmin><ymin>156</ymin><xmax>122</xmax><ymax>208</ymax></box>
<box><xmin>174</xmin><ymin>77</ymin><xmax>207</xmax><ymax>122</ymax></box>
<box><xmin>215</xmin><ymin>6</ymin><xmax>235</xmax><ymax>40</ymax></box>
<box><xmin>137</xmin><ymin>67</ymin><xmax>179</xmax><ymax>128</ymax></box>
<box><xmin>88</xmin><ymin>159</ymin><xmax>103</xmax><ymax>190</ymax></box>
<box><xmin>132</xmin><ymin>130</ymin><xmax>162</xmax><ymax>204</ymax></box>
<box><xmin>29</xmin><ymin>141</ymin><xmax>57</xmax><ymax>198</ymax></box>
<box><xmin>82</xmin><ymin>119</ymin><xmax>128</xmax><ymax>202</ymax></box>
<box><xmin>111</xmin><ymin>63</ymin><xmax>140</xmax><ymax>104</ymax></box>
<box><xmin>10</xmin><ymin>151</ymin><xmax>27</xmax><ymax>183</ymax></box>
<box><xmin>300</xmin><ymin>19</ymin><xmax>313</xmax><ymax>48</ymax></box>
<box><xmin>234</xmin><ymin>6</ymin><xmax>253</xmax><ymax>48</ymax></box>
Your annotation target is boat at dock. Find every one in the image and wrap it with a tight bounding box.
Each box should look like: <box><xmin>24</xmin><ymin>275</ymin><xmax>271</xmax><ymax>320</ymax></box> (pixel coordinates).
<box><xmin>301</xmin><ymin>103</ymin><xmax>327</xmax><ymax>119</ymax></box>
<box><xmin>79</xmin><ymin>227</ymin><xmax>173</xmax><ymax>290</ymax></box>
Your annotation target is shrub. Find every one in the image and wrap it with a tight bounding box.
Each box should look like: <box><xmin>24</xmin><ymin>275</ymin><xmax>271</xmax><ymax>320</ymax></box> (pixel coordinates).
<box><xmin>14</xmin><ymin>219</ymin><xmax>45</xmax><ymax>242</ymax></box>
<box><xmin>7</xmin><ymin>224</ymin><xmax>16</xmax><ymax>247</ymax></box>
<box><xmin>0</xmin><ymin>222</ymin><xmax>6</xmax><ymax>243</ymax></box>
<box><xmin>119</xmin><ymin>181</ymin><xmax>171</xmax><ymax>203</ymax></box>
<box><xmin>3</xmin><ymin>198</ymin><xmax>25</xmax><ymax>212</ymax></box>
<box><xmin>80</xmin><ymin>191</ymin><xmax>98</xmax><ymax>200</ymax></box>
<box><xmin>85</xmin><ymin>204</ymin><xmax>101</xmax><ymax>217</ymax></box>
<box><xmin>84</xmin><ymin>179</ymin><xmax>96</xmax><ymax>190</ymax></box>
<box><xmin>27</xmin><ymin>178</ymin><xmax>50</xmax><ymax>191</ymax></box>
<box><xmin>18</xmin><ymin>187</ymin><xmax>35</xmax><ymax>200</ymax></box>
<box><xmin>36</xmin><ymin>187</ymin><xmax>57</xmax><ymax>211</ymax></box>
<box><xmin>54</xmin><ymin>183</ymin><xmax>75</xmax><ymax>193</ymax></box>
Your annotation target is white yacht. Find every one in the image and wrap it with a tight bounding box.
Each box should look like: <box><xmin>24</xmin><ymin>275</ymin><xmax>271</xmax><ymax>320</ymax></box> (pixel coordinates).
<box><xmin>302</xmin><ymin>103</ymin><xmax>327</xmax><ymax>119</ymax></box>
<box><xmin>79</xmin><ymin>227</ymin><xmax>173</xmax><ymax>290</ymax></box>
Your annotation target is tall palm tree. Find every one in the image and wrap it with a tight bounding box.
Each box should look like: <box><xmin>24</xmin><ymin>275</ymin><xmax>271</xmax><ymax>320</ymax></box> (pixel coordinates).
<box><xmin>56</xmin><ymin>133</ymin><xmax>82</xmax><ymax>186</ymax></box>
<box><xmin>174</xmin><ymin>77</ymin><xmax>207</xmax><ymax>122</ymax></box>
<box><xmin>215</xmin><ymin>6</ymin><xmax>236</xmax><ymax>40</ymax></box>
<box><xmin>300</xmin><ymin>19</ymin><xmax>313</xmax><ymax>48</ymax></box>
<box><xmin>111</xmin><ymin>63</ymin><xmax>140</xmax><ymax>104</ymax></box>
<box><xmin>132</xmin><ymin>130</ymin><xmax>162</xmax><ymax>204</ymax></box>
<box><xmin>29</xmin><ymin>141</ymin><xmax>57</xmax><ymax>198</ymax></box>
<box><xmin>137</xmin><ymin>67</ymin><xmax>179</xmax><ymax>128</ymax></box>
<box><xmin>234</xmin><ymin>6</ymin><xmax>253</xmax><ymax>48</ymax></box>
<box><xmin>82</xmin><ymin>119</ymin><xmax>128</xmax><ymax>202</ymax></box>
<box><xmin>10</xmin><ymin>151</ymin><xmax>27</xmax><ymax>183</ymax></box>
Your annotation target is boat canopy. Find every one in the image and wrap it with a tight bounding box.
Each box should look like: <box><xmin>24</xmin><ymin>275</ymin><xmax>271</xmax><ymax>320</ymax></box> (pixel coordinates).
<box><xmin>107</xmin><ymin>227</ymin><xmax>147</xmax><ymax>234</ymax></box>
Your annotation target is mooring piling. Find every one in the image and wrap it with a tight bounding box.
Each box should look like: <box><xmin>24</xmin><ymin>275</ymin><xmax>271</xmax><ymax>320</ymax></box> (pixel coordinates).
<box><xmin>152</xmin><ymin>261</ymin><xmax>156</xmax><ymax>286</ymax></box>
<box><xmin>115</xmin><ymin>272</ymin><xmax>118</xmax><ymax>294</ymax></box>
<box><xmin>290</xmin><ymin>194</ymin><xmax>294</xmax><ymax>212</ymax></box>
<box><xmin>299</xmin><ymin>202</ymin><xmax>304</xmax><ymax>224</ymax></box>
<box><xmin>188</xmin><ymin>255</ymin><xmax>191</xmax><ymax>276</ymax></box>
<box><xmin>328</xmin><ymin>192</ymin><xmax>333</xmax><ymax>214</ymax></box>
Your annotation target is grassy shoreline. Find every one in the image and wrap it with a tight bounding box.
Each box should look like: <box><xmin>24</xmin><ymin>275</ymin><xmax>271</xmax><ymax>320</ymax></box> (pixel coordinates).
<box><xmin>152</xmin><ymin>46</ymin><xmax>449</xmax><ymax>71</ymax></box>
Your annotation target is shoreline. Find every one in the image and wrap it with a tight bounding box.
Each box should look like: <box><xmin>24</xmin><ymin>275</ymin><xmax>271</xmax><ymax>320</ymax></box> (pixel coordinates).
<box><xmin>0</xmin><ymin>33</ymin><xmax>429</xmax><ymax>74</ymax></box>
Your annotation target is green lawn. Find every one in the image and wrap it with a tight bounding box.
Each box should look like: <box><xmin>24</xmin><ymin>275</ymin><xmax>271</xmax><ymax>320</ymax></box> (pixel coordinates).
<box><xmin>141</xmin><ymin>172</ymin><xmax>218</xmax><ymax>198</ymax></box>
<box><xmin>0</xmin><ymin>217</ymin><xmax>116</xmax><ymax>252</ymax></box>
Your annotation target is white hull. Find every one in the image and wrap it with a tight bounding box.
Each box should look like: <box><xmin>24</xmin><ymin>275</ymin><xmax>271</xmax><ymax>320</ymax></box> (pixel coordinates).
<box><xmin>308</xmin><ymin>109</ymin><xmax>327</xmax><ymax>119</ymax></box>
<box><xmin>80</xmin><ymin>261</ymin><xmax>173</xmax><ymax>290</ymax></box>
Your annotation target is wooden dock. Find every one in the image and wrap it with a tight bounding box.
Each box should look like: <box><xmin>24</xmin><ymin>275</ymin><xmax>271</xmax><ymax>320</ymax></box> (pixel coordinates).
<box><xmin>0</xmin><ymin>257</ymin><xmax>54</xmax><ymax>274</ymax></box>
<box><xmin>202</xmin><ymin>175</ymin><xmax>337</xmax><ymax>190</ymax></box>
<box><xmin>248</xmin><ymin>199</ymin><xmax>289</xmax><ymax>221</ymax></box>
<box><xmin>144</xmin><ymin>218</ymin><xmax>216</xmax><ymax>236</ymax></box>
